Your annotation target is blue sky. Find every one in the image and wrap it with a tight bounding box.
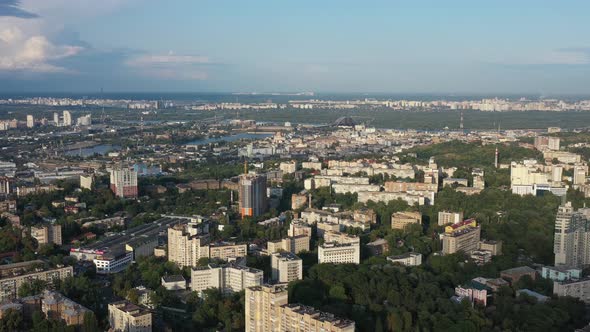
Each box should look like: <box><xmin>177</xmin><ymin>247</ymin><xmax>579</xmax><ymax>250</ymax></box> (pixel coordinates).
<box><xmin>0</xmin><ymin>0</ymin><xmax>589</xmax><ymax>94</ymax></box>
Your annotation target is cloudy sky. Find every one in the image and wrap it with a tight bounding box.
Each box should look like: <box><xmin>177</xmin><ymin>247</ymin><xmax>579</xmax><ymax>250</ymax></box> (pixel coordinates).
<box><xmin>0</xmin><ymin>0</ymin><xmax>589</xmax><ymax>94</ymax></box>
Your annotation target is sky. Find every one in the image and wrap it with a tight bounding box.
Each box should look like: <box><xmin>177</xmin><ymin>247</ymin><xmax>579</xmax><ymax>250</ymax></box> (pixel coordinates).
<box><xmin>0</xmin><ymin>0</ymin><xmax>589</xmax><ymax>94</ymax></box>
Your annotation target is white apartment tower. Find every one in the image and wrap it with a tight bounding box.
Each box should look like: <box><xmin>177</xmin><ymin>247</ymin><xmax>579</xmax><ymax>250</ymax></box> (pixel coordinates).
<box><xmin>26</xmin><ymin>115</ymin><xmax>34</xmax><ymax>128</ymax></box>
<box><xmin>167</xmin><ymin>223</ymin><xmax>208</xmax><ymax>267</ymax></box>
<box><xmin>271</xmin><ymin>252</ymin><xmax>303</xmax><ymax>283</ymax></box>
<box><xmin>554</xmin><ymin>202</ymin><xmax>590</xmax><ymax>268</ymax></box>
<box><xmin>62</xmin><ymin>111</ymin><xmax>72</xmax><ymax>126</ymax></box>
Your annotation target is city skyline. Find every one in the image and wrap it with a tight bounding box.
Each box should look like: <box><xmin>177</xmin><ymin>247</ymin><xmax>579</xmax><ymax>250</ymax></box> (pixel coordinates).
<box><xmin>0</xmin><ymin>0</ymin><xmax>589</xmax><ymax>93</ymax></box>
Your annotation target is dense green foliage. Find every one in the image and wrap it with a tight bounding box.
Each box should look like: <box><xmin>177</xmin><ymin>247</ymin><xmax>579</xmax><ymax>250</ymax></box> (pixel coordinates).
<box><xmin>289</xmin><ymin>261</ymin><xmax>587</xmax><ymax>332</ymax></box>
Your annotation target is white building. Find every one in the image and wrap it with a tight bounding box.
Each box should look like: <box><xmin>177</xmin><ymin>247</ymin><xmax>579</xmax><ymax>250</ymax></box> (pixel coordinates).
<box><xmin>318</xmin><ymin>242</ymin><xmax>360</xmax><ymax>264</ymax></box>
<box><xmin>553</xmin><ymin>278</ymin><xmax>590</xmax><ymax>303</ymax></box>
<box><xmin>271</xmin><ymin>252</ymin><xmax>302</xmax><ymax>283</ymax></box>
<box><xmin>190</xmin><ymin>262</ymin><xmax>263</xmax><ymax>295</ymax></box>
<box><xmin>108</xmin><ymin>300</ymin><xmax>152</xmax><ymax>332</ymax></box>
<box><xmin>26</xmin><ymin>115</ymin><xmax>34</xmax><ymax>128</ymax></box>
<box><xmin>387</xmin><ymin>252</ymin><xmax>422</xmax><ymax>266</ymax></box>
<box><xmin>62</xmin><ymin>111</ymin><xmax>72</xmax><ymax>126</ymax></box>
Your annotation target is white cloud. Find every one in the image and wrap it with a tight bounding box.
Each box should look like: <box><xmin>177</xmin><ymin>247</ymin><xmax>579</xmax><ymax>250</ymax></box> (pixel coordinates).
<box><xmin>0</xmin><ymin>0</ymin><xmax>135</xmax><ymax>75</ymax></box>
<box><xmin>0</xmin><ymin>27</ymin><xmax>83</xmax><ymax>72</ymax></box>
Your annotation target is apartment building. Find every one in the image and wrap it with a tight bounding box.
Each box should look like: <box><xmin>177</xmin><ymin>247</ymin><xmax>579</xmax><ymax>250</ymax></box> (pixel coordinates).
<box><xmin>288</xmin><ymin>220</ymin><xmax>313</xmax><ymax>237</ymax></box>
<box><xmin>0</xmin><ymin>261</ymin><xmax>73</xmax><ymax>302</ymax></box>
<box><xmin>245</xmin><ymin>284</ymin><xmax>354</xmax><ymax>332</ymax></box>
<box><xmin>437</xmin><ymin>211</ymin><xmax>464</xmax><ymax>226</ymax></box>
<box><xmin>167</xmin><ymin>223</ymin><xmax>209</xmax><ymax>267</ymax></box>
<box><xmin>31</xmin><ymin>223</ymin><xmax>62</xmax><ymax>246</ymax></box>
<box><xmin>245</xmin><ymin>284</ymin><xmax>289</xmax><ymax>332</ymax></box>
<box><xmin>191</xmin><ymin>262</ymin><xmax>263</xmax><ymax>295</ymax></box>
<box><xmin>391</xmin><ymin>211</ymin><xmax>422</xmax><ymax>230</ymax></box>
<box><xmin>110</xmin><ymin>166</ymin><xmax>138</xmax><ymax>198</ymax></box>
<box><xmin>271</xmin><ymin>252</ymin><xmax>302</xmax><ymax>283</ymax></box>
<box><xmin>267</xmin><ymin>235</ymin><xmax>310</xmax><ymax>254</ymax></box>
<box><xmin>209</xmin><ymin>242</ymin><xmax>248</xmax><ymax>261</ymax></box>
<box><xmin>279</xmin><ymin>304</ymin><xmax>355</xmax><ymax>332</ymax></box>
<box><xmin>108</xmin><ymin>300</ymin><xmax>152</xmax><ymax>332</ymax></box>
<box><xmin>554</xmin><ymin>202</ymin><xmax>590</xmax><ymax>268</ymax></box>
<box><xmin>553</xmin><ymin>277</ymin><xmax>590</xmax><ymax>303</ymax></box>
<box><xmin>442</xmin><ymin>222</ymin><xmax>481</xmax><ymax>255</ymax></box>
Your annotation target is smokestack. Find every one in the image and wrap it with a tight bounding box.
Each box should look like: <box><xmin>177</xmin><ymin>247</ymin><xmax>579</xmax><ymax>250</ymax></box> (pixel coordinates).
<box><xmin>494</xmin><ymin>148</ymin><xmax>499</xmax><ymax>169</ymax></box>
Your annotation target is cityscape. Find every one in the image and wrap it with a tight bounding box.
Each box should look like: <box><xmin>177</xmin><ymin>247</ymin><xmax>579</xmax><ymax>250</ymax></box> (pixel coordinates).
<box><xmin>2</xmin><ymin>1</ymin><xmax>590</xmax><ymax>332</ymax></box>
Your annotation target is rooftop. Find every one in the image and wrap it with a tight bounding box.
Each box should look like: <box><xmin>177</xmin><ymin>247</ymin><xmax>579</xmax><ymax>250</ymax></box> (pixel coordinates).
<box><xmin>162</xmin><ymin>275</ymin><xmax>185</xmax><ymax>283</ymax></box>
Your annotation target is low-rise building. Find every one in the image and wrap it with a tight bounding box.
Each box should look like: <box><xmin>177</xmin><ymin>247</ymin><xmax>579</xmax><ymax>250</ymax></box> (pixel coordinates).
<box><xmin>470</xmin><ymin>250</ymin><xmax>492</xmax><ymax>265</ymax></box>
<box><xmin>366</xmin><ymin>238</ymin><xmax>389</xmax><ymax>256</ymax></box>
<box><xmin>455</xmin><ymin>279</ymin><xmax>492</xmax><ymax>307</ymax></box>
<box><xmin>318</xmin><ymin>242</ymin><xmax>360</xmax><ymax>264</ymax></box>
<box><xmin>387</xmin><ymin>252</ymin><xmax>422</xmax><ymax>266</ymax></box>
<box><xmin>541</xmin><ymin>266</ymin><xmax>582</xmax><ymax>281</ymax></box>
<box><xmin>553</xmin><ymin>277</ymin><xmax>590</xmax><ymax>303</ymax></box>
<box><xmin>108</xmin><ymin>300</ymin><xmax>152</xmax><ymax>332</ymax></box>
<box><xmin>391</xmin><ymin>211</ymin><xmax>422</xmax><ymax>230</ymax></box>
<box><xmin>161</xmin><ymin>275</ymin><xmax>186</xmax><ymax>291</ymax></box>
<box><xmin>478</xmin><ymin>240</ymin><xmax>502</xmax><ymax>256</ymax></box>
<box><xmin>501</xmin><ymin>266</ymin><xmax>537</xmax><ymax>284</ymax></box>
<box><xmin>0</xmin><ymin>261</ymin><xmax>73</xmax><ymax>302</ymax></box>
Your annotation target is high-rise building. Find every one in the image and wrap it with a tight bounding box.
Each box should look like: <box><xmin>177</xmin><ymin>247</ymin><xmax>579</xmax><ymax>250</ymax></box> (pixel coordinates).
<box><xmin>239</xmin><ymin>172</ymin><xmax>267</xmax><ymax>218</ymax></box>
<box><xmin>108</xmin><ymin>300</ymin><xmax>152</xmax><ymax>332</ymax></box>
<box><xmin>31</xmin><ymin>223</ymin><xmax>62</xmax><ymax>246</ymax></box>
<box><xmin>53</xmin><ymin>112</ymin><xmax>60</xmax><ymax>126</ymax></box>
<box><xmin>245</xmin><ymin>284</ymin><xmax>289</xmax><ymax>332</ymax></box>
<box><xmin>278</xmin><ymin>304</ymin><xmax>355</xmax><ymax>332</ymax></box>
<box><xmin>573</xmin><ymin>166</ymin><xmax>587</xmax><ymax>187</ymax></box>
<box><xmin>167</xmin><ymin>223</ymin><xmax>208</xmax><ymax>268</ymax></box>
<box><xmin>110</xmin><ymin>166</ymin><xmax>138</xmax><ymax>198</ymax></box>
<box><xmin>271</xmin><ymin>252</ymin><xmax>302</xmax><ymax>283</ymax></box>
<box><xmin>62</xmin><ymin>111</ymin><xmax>72</xmax><ymax>126</ymax></box>
<box><xmin>442</xmin><ymin>220</ymin><xmax>481</xmax><ymax>255</ymax></box>
<box><xmin>554</xmin><ymin>202</ymin><xmax>590</xmax><ymax>268</ymax></box>
<box><xmin>191</xmin><ymin>261</ymin><xmax>263</xmax><ymax>295</ymax></box>
<box><xmin>80</xmin><ymin>174</ymin><xmax>94</xmax><ymax>190</ymax></box>
<box><xmin>26</xmin><ymin>115</ymin><xmax>34</xmax><ymax>128</ymax></box>
<box><xmin>245</xmin><ymin>284</ymin><xmax>355</xmax><ymax>332</ymax></box>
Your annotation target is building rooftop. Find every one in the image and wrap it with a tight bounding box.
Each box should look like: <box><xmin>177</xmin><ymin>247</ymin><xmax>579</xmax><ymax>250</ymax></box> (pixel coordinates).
<box><xmin>273</xmin><ymin>251</ymin><xmax>301</xmax><ymax>261</ymax></box>
<box><xmin>283</xmin><ymin>303</ymin><xmax>355</xmax><ymax>328</ymax></box>
<box><xmin>367</xmin><ymin>238</ymin><xmax>388</xmax><ymax>246</ymax></box>
<box><xmin>501</xmin><ymin>266</ymin><xmax>536</xmax><ymax>275</ymax></box>
<box><xmin>388</xmin><ymin>252</ymin><xmax>421</xmax><ymax>260</ymax></box>
<box><xmin>162</xmin><ymin>275</ymin><xmax>185</xmax><ymax>283</ymax></box>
